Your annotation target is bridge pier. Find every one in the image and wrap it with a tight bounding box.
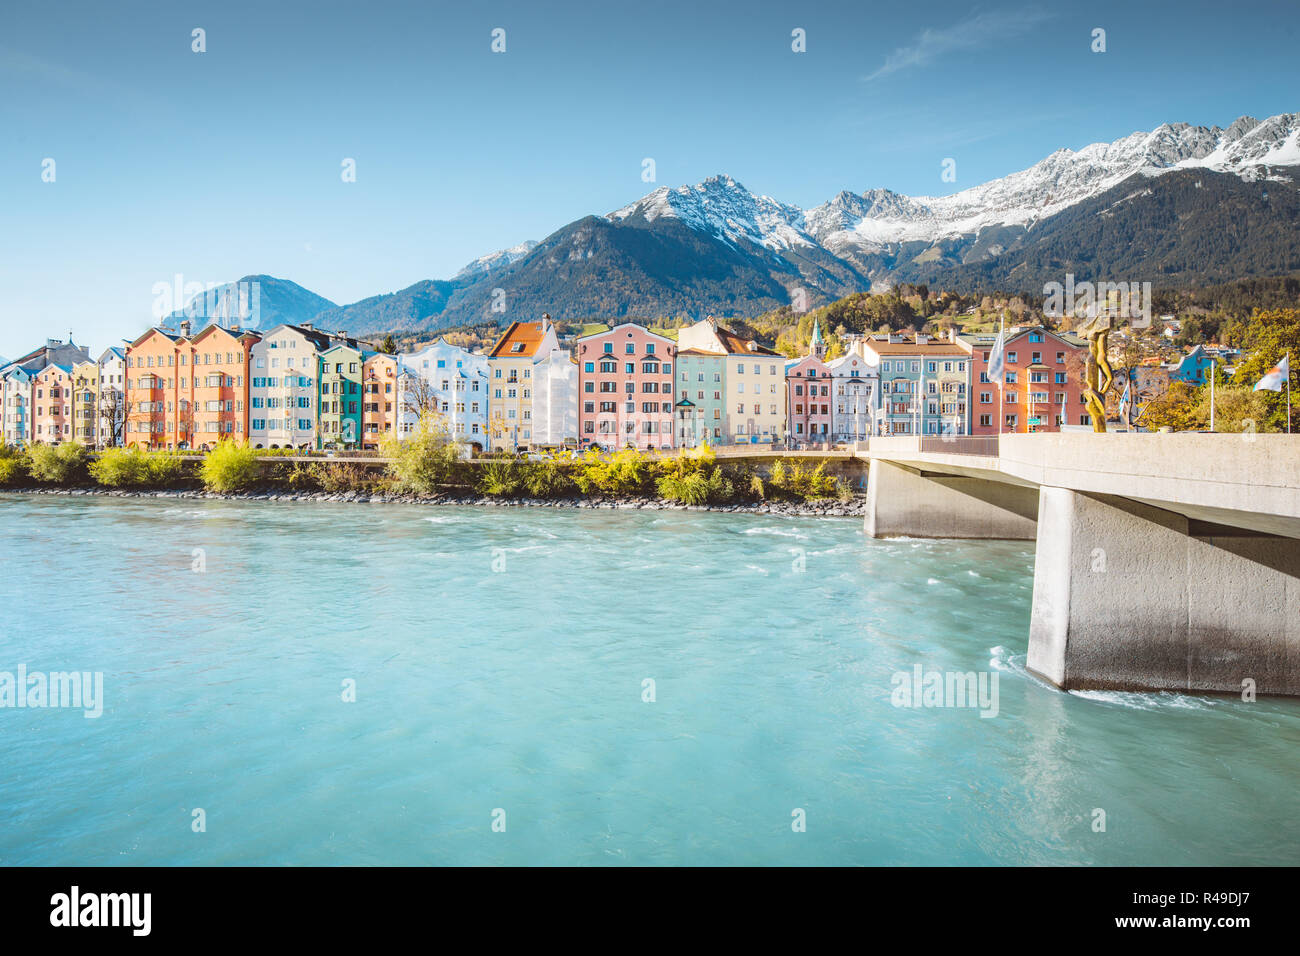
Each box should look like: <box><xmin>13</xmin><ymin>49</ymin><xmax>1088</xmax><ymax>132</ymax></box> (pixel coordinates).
<box><xmin>1028</xmin><ymin>487</ymin><xmax>1300</xmax><ymax>696</ymax></box>
<box><xmin>864</xmin><ymin>459</ymin><xmax>1037</xmax><ymax>539</ymax></box>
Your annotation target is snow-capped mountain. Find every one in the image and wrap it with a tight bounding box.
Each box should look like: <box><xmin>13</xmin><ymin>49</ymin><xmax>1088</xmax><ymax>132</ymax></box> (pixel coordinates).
<box><xmin>608</xmin><ymin>113</ymin><xmax>1300</xmax><ymax>258</ymax></box>
<box><xmin>453</xmin><ymin>240</ymin><xmax>540</xmax><ymax>280</ymax></box>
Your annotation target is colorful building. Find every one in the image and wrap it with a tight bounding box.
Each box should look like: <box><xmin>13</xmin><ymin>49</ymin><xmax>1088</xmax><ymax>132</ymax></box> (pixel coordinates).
<box><xmin>33</xmin><ymin>364</ymin><xmax>73</xmax><ymax>444</ymax></box>
<box><xmin>318</xmin><ymin>343</ymin><xmax>364</xmax><ymax>448</ymax></box>
<box><xmin>97</xmin><ymin>346</ymin><xmax>127</xmax><ymax>447</ymax></box>
<box><xmin>399</xmin><ymin>339</ymin><xmax>490</xmax><ymax>449</ymax></box>
<box><xmin>249</xmin><ymin>324</ymin><xmax>351</xmax><ymax>450</ymax></box>
<box><xmin>785</xmin><ymin>319</ymin><xmax>832</xmax><ymax>446</ymax></box>
<box><xmin>360</xmin><ymin>353</ymin><xmax>403</xmax><ymax>450</ymax></box>
<box><xmin>575</xmin><ymin>323</ymin><xmax>677</xmax><ymax>450</ymax></box>
<box><xmin>827</xmin><ymin>335</ymin><xmax>880</xmax><ymax>443</ymax></box>
<box><xmin>486</xmin><ymin>317</ymin><xmax>562</xmax><ymax>452</ymax></box>
<box><xmin>958</xmin><ymin>326</ymin><xmax>1088</xmax><ymax>433</ymax></box>
<box><xmin>674</xmin><ymin>349</ymin><xmax>725</xmax><ymax>447</ymax></box>
<box><xmin>862</xmin><ymin>334</ymin><xmax>971</xmax><ymax>436</ymax></box>
<box><xmin>676</xmin><ymin>318</ymin><xmax>785</xmax><ymax>445</ymax></box>
<box><xmin>124</xmin><ymin>327</ymin><xmax>184</xmax><ymax>450</ymax></box>
<box><xmin>1</xmin><ymin>365</ymin><xmax>34</xmax><ymax>445</ymax></box>
<box><xmin>186</xmin><ymin>324</ymin><xmax>259</xmax><ymax>449</ymax></box>
<box><xmin>70</xmin><ymin>360</ymin><xmax>100</xmax><ymax>445</ymax></box>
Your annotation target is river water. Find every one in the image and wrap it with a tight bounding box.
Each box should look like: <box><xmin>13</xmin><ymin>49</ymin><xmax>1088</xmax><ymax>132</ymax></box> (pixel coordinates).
<box><xmin>1</xmin><ymin>494</ymin><xmax>1297</xmax><ymax>865</ymax></box>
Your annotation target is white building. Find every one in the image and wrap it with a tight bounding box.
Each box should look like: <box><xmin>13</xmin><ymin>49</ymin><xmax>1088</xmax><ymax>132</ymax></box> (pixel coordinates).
<box><xmin>531</xmin><ymin>348</ymin><xmax>578</xmax><ymax>448</ymax></box>
<box><xmin>827</xmin><ymin>336</ymin><xmax>880</xmax><ymax>442</ymax></box>
<box><xmin>1</xmin><ymin>365</ymin><xmax>34</xmax><ymax>445</ymax></box>
<box><xmin>249</xmin><ymin>324</ymin><xmax>338</xmax><ymax>449</ymax></box>
<box><xmin>398</xmin><ymin>339</ymin><xmax>491</xmax><ymax>449</ymax></box>
<box><xmin>96</xmin><ymin>346</ymin><xmax>127</xmax><ymax>447</ymax></box>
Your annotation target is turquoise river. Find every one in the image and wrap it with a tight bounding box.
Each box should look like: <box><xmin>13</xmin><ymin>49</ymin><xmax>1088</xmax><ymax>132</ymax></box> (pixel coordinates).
<box><xmin>2</xmin><ymin>494</ymin><xmax>1298</xmax><ymax>866</ymax></box>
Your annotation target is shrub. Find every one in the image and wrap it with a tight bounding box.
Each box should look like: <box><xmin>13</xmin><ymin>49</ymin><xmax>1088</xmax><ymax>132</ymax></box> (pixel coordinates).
<box><xmin>27</xmin><ymin>442</ymin><xmax>88</xmax><ymax>485</ymax></box>
<box><xmin>657</xmin><ymin>466</ymin><xmax>734</xmax><ymax>505</ymax></box>
<box><xmin>382</xmin><ymin>413</ymin><xmax>467</xmax><ymax>495</ymax></box>
<box><xmin>767</xmin><ymin>458</ymin><xmax>851</xmax><ymax>502</ymax></box>
<box><xmin>478</xmin><ymin>459</ymin><xmax>524</xmax><ymax>497</ymax></box>
<box><xmin>200</xmin><ymin>441</ymin><xmax>260</xmax><ymax>492</ymax></box>
<box><xmin>310</xmin><ymin>462</ymin><xmax>375</xmax><ymax>494</ymax></box>
<box><xmin>572</xmin><ymin>449</ymin><xmax>651</xmax><ymax>496</ymax></box>
<box><xmin>89</xmin><ymin>447</ymin><xmax>147</xmax><ymax>487</ymax></box>
<box><xmin>522</xmin><ymin>459</ymin><xmax>574</xmax><ymax>498</ymax></box>
<box><xmin>144</xmin><ymin>450</ymin><xmax>185</xmax><ymax>487</ymax></box>
<box><xmin>0</xmin><ymin>445</ymin><xmax>28</xmax><ymax>486</ymax></box>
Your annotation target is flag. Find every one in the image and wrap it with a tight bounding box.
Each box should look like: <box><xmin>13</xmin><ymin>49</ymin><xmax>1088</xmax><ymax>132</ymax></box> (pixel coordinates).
<box><xmin>1060</xmin><ymin>389</ymin><xmax>1067</xmax><ymax>427</ymax></box>
<box><xmin>1253</xmin><ymin>355</ymin><xmax>1290</xmax><ymax>392</ymax></box>
<box><xmin>1119</xmin><ymin>377</ymin><xmax>1131</xmax><ymax>420</ymax></box>
<box><xmin>987</xmin><ymin>320</ymin><xmax>1006</xmax><ymax>386</ymax></box>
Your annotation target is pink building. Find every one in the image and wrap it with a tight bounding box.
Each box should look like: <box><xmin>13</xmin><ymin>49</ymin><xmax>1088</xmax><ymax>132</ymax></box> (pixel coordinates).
<box><xmin>575</xmin><ymin>324</ymin><xmax>677</xmax><ymax>450</ymax></box>
<box><xmin>785</xmin><ymin>318</ymin><xmax>832</xmax><ymax>447</ymax></box>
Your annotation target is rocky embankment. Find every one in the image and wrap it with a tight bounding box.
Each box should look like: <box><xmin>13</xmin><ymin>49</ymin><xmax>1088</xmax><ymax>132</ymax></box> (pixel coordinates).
<box><xmin>1</xmin><ymin>486</ymin><xmax>868</xmax><ymax>517</ymax></box>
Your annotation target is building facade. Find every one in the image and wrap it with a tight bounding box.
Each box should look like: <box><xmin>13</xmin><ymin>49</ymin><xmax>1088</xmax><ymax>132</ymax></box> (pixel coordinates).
<box><xmin>399</xmin><ymin>339</ymin><xmax>490</xmax><ymax>449</ymax></box>
<box><xmin>70</xmin><ymin>360</ymin><xmax>100</xmax><ymax>445</ymax></box>
<box><xmin>862</xmin><ymin>335</ymin><xmax>971</xmax><ymax>436</ymax></box>
<box><xmin>187</xmin><ymin>324</ymin><xmax>259</xmax><ymax>449</ymax></box>
<box><xmin>677</xmin><ymin>318</ymin><xmax>784</xmax><ymax>445</ymax></box>
<box><xmin>319</xmin><ymin>344</ymin><xmax>364</xmax><ymax>448</ymax></box>
<box><xmin>249</xmin><ymin>324</ymin><xmax>350</xmax><ymax>450</ymax></box>
<box><xmin>575</xmin><ymin>324</ymin><xmax>676</xmax><ymax>450</ymax></box>
<box><xmin>1</xmin><ymin>366</ymin><xmax>34</xmax><ymax>445</ymax></box>
<box><xmin>33</xmin><ymin>364</ymin><xmax>73</xmax><ymax>444</ymax></box>
<box><xmin>827</xmin><ymin>337</ymin><xmax>880</xmax><ymax>443</ymax></box>
<box><xmin>97</xmin><ymin>347</ymin><xmax>127</xmax><ymax>447</ymax></box>
<box><xmin>959</xmin><ymin>326</ymin><xmax>1088</xmax><ymax>433</ymax></box>
<box><xmin>486</xmin><ymin>318</ymin><xmax>561</xmax><ymax>452</ymax></box>
<box><xmin>674</xmin><ymin>350</ymin><xmax>726</xmax><ymax>447</ymax></box>
<box><xmin>124</xmin><ymin>327</ymin><xmax>183</xmax><ymax>450</ymax></box>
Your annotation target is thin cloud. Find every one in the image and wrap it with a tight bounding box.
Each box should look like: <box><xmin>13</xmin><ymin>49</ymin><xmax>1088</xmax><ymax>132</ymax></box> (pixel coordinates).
<box><xmin>864</xmin><ymin>7</ymin><xmax>1052</xmax><ymax>82</ymax></box>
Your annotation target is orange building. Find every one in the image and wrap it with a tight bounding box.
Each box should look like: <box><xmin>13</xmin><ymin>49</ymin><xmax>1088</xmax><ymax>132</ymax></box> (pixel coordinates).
<box><xmin>126</xmin><ymin>323</ymin><xmax>260</xmax><ymax>450</ymax></box>
<box><xmin>125</xmin><ymin>327</ymin><xmax>183</xmax><ymax>450</ymax></box>
<box><xmin>32</xmin><ymin>364</ymin><xmax>74</xmax><ymax>444</ymax></box>
<box><xmin>184</xmin><ymin>324</ymin><xmax>260</xmax><ymax>449</ymax></box>
<box><xmin>361</xmin><ymin>353</ymin><xmax>401</xmax><ymax>450</ymax></box>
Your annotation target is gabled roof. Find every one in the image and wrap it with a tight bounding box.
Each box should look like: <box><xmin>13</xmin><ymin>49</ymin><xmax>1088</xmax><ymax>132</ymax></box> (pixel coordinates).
<box><xmin>187</xmin><ymin>323</ymin><xmax>262</xmax><ymax>347</ymax></box>
<box><xmin>127</xmin><ymin>327</ymin><xmax>182</xmax><ymax>349</ymax></box>
<box><xmin>488</xmin><ymin>321</ymin><xmax>553</xmax><ymax>359</ymax></box>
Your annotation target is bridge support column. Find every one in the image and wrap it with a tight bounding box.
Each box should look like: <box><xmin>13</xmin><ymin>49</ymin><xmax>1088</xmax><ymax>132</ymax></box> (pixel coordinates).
<box><xmin>1028</xmin><ymin>487</ymin><xmax>1300</xmax><ymax>695</ymax></box>
<box><xmin>864</xmin><ymin>459</ymin><xmax>1037</xmax><ymax>539</ymax></box>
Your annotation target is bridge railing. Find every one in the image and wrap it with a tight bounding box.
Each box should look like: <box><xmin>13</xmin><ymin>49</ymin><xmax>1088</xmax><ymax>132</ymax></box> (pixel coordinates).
<box><xmin>918</xmin><ymin>435</ymin><xmax>1000</xmax><ymax>456</ymax></box>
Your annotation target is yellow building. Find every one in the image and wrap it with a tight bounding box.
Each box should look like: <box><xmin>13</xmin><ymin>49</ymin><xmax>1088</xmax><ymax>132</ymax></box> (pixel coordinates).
<box><xmin>485</xmin><ymin>318</ymin><xmax>561</xmax><ymax>452</ymax></box>
<box><xmin>71</xmin><ymin>360</ymin><xmax>100</xmax><ymax>446</ymax></box>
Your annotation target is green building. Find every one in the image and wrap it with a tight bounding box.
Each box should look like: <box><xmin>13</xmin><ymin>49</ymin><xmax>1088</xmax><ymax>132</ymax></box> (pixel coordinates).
<box><xmin>318</xmin><ymin>344</ymin><xmax>363</xmax><ymax>448</ymax></box>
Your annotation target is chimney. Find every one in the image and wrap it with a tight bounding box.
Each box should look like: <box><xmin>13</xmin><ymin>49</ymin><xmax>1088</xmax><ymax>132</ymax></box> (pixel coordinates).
<box><xmin>541</xmin><ymin>312</ymin><xmax>551</xmax><ymax>335</ymax></box>
<box><xmin>301</xmin><ymin>322</ymin><xmax>314</xmax><ymax>331</ymax></box>
<box><xmin>336</xmin><ymin>330</ymin><xmax>348</xmax><ymax>340</ymax></box>
<box><xmin>180</xmin><ymin>320</ymin><xmax>192</xmax><ymax>338</ymax></box>
<box><xmin>914</xmin><ymin>333</ymin><xmax>929</xmax><ymax>345</ymax></box>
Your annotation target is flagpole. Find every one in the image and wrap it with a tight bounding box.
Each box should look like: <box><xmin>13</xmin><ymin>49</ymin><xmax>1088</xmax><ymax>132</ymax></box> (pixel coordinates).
<box><xmin>1209</xmin><ymin>359</ymin><xmax>1215</xmax><ymax>433</ymax></box>
<box><xmin>1288</xmin><ymin>352</ymin><xmax>1292</xmax><ymax>435</ymax></box>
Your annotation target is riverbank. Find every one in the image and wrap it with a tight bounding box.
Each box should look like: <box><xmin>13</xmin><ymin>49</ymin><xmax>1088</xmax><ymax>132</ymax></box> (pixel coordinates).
<box><xmin>0</xmin><ymin>485</ymin><xmax>868</xmax><ymax>516</ymax></box>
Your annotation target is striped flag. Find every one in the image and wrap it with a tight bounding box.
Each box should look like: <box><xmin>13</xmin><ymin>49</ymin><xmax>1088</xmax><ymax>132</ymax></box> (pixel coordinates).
<box><xmin>1253</xmin><ymin>355</ymin><xmax>1290</xmax><ymax>392</ymax></box>
<box><xmin>1119</xmin><ymin>377</ymin><xmax>1131</xmax><ymax>420</ymax></box>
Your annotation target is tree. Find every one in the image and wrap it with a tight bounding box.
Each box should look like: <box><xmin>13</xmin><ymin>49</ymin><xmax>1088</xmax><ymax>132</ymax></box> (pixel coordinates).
<box><xmin>1227</xmin><ymin>308</ymin><xmax>1300</xmax><ymax>432</ymax></box>
<box><xmin>1137</xmin><ymin>381</ymin><xmax>1201</xmax><ymax>431</ymax></box>
<box><xmin>380</xmin><ymin>335</ymin><xmax>397</xmax><ymax>354</ymax></box>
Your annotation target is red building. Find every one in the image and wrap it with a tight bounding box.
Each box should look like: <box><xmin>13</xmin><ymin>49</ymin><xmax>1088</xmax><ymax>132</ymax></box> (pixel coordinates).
<box><xmin>957</xmin><ymin>326</ymin><xmax>1088</xmax><ymax>434</ymax></box>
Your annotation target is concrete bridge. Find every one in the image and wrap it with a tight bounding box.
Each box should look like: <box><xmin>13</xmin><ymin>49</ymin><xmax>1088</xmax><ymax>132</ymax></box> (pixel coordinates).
<box><xmin>860</xmin><ymin>434</ymin><xmax>1300</xmax><ymax>697</ymax></box>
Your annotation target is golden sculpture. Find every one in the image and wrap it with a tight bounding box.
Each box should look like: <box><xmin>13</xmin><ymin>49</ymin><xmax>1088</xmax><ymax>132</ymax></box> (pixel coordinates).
<box><xmin>1075</xmin><ymin>312</ymin><xmax>1113</xmax><ymax>432</ymax></box>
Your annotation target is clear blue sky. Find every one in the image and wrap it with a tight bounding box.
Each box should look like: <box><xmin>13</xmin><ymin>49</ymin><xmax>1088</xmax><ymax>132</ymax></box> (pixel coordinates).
<box><xmin>1</xmin><ymin>0</ymin><xmax>1297</xmax><ymax>357</ymax></box>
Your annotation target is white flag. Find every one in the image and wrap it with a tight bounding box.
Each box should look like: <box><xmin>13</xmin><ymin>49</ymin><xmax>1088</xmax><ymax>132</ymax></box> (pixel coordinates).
<box><xmin>1253</xmin><ymin>355</ymin><xmax>1289</xmax><ymax>392</ymax></box>
<box><xmin>987</xmin><ymin>320</ymin><xmax>1006</xmax><ymax>386</ymax></box>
